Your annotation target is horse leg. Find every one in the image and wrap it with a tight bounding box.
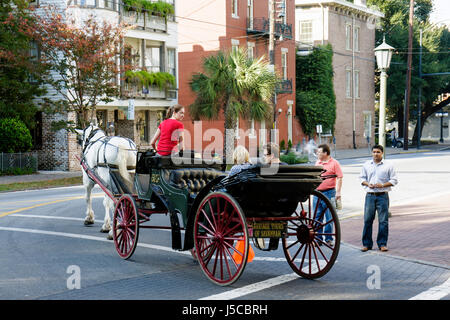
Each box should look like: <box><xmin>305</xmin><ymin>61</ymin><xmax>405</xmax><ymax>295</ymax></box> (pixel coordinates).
<box><xmin>83</xmin><ymin>172</ymin><xmax>95</xmax><ymax>226</ymax></box>
<box><xmin>101</xmin><ymin>194</ymin><xmax>113</xmax><ymax>233</ymax></box>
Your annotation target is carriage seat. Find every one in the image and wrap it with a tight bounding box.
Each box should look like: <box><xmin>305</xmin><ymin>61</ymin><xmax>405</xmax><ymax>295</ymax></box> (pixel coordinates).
<box><xmin>164</xmin><ymin>168</ymin><xmax>224</xmax><ymax>198</ymax></box>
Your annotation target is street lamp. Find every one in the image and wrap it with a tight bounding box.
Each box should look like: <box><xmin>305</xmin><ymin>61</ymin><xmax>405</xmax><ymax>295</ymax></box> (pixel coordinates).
<box><xmin>374</xmin><ymin>37</ymin><xmax>395</xmax><ymax>156</ymax></box>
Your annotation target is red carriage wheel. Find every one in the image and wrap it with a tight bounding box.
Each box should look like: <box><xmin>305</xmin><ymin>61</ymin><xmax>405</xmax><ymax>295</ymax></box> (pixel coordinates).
<box><xmin>282</xmin><ymin>190</ymin><xmax>340</xmax><ymax>279</ymax></box>
<box><xmin>194</xmin><ymin>192</ymin><xmax>249</xmax><ymax>286</ymax></box>
<box><xmin>113</xmin><ymin>194</ymin><xmax>139</xmax><ymax>260</ymax></box>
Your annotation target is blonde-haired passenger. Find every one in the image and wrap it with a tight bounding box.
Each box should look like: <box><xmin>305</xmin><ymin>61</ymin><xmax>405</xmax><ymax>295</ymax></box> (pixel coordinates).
<box><xmin>228</xmin><ymin>145</ymin><xmax>252</xmax><ymax>177</ymax></box>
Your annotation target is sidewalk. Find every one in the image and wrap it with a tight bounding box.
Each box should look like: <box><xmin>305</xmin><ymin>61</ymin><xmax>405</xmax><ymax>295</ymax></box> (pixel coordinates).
<box><xmin>0</xmin><ymin>170</ymin><xmax>82</xmax><ymax>185</ymax></box>
<box><xmin>333</xmin><ymin>142</ymin><xmax>450</xmax><ymax>161</ymax></box>
<box><xmin>339</xmin><ymin>192</ymin><xmax>450</xmax><ymax>268</ymax></box>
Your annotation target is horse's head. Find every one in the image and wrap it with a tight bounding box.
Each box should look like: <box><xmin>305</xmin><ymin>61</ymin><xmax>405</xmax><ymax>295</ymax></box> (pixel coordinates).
<box><xmin>75</xmin><ymin>125</ymin><xmax>103</xmax><ymax>151</ymax></box>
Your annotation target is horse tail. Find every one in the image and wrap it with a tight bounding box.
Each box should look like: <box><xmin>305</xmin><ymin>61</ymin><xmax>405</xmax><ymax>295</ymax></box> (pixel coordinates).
<box><xmin>117</xmin><ymin>146</ymin><xmax>133</xmax><ymax>188</ymax></box>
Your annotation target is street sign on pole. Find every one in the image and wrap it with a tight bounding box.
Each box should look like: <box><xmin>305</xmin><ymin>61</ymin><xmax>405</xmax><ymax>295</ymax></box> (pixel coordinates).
<box><xmin>128</xmin><ymin>99</ymin><xmax>135</xmax><ymax>120</ymax></box>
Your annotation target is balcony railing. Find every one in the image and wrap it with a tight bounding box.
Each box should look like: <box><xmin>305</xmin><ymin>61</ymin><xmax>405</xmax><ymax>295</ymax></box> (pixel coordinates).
<box><xmin>246</xmin><ymin>17</ymin><xmax>292</xmax><ymax>40</ymax></box>
<box><xmin>122</xmin><ymin>83</ymin><xmax>177</xmax><ymax>100</ymax></box>
<box><xmin>122</xmin><ymin>10</ymin><xmax>167</xmax><ymax>32</ymax></box>
<box><xmin>276</xmin><ymin>79</ymin><xmax>293</xmax><ymax>94</ymax></box>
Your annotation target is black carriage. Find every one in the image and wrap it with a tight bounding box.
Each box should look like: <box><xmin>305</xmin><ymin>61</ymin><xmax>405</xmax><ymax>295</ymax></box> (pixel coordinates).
<box><xmin>80</xmin><ymin>150</ymin><xmax>340</xmax><ymax>286</ymax></box>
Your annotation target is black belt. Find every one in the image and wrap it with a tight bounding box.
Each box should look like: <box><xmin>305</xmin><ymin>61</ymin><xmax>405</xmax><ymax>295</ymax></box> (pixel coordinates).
<box><xmin>367</xmin><ymin>192</ymin><xmax>387</xmax><ymax>196</ymax></box>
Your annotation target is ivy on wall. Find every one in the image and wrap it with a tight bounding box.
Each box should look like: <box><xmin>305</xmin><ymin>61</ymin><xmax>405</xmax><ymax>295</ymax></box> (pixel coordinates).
<box><xmin>295</xmin><ymin>44</ymin><xmax>336</xmax><ymax>137</ymax></box>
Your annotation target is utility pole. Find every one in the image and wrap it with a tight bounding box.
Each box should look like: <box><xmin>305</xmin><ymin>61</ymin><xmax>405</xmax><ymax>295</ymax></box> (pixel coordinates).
<box><xmin>269</xmin><ymin>0</ymin><xmax>277</xmax><ymax>142</ymax></box>
<box><xmin>403</xmin><ymin>0</ymin><xmax>414</xmax><ymax>150</ymax></box>
<box><xmin>417</xmin><ymin>29</ymin><xmax>423</xmax><ymax>149</ymax></box>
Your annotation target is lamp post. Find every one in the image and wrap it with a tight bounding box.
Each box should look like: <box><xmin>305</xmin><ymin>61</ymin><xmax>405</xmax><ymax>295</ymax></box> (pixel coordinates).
<box><xmin>374</xmin><ymin>37</ymin><xmax>395</xmax><ymax>156</ymax></box>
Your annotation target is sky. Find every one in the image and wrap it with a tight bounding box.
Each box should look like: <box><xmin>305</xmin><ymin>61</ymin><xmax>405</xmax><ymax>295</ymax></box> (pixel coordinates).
<box><xmin>429</xmin><ymin>0</ymin><xmax>450</xmax><ymax>25</ymax></box>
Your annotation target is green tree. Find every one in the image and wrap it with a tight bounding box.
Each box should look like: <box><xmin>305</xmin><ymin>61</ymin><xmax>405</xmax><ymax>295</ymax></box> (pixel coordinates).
<box><xmin>189</xmin><ymin>48</ymin><xmax>279</xmax><ymax>157</ymax></box>
<box><xmin>368</xmin><ymin>0</ymin><xmax>450</xmax><ymax>142</ymax></box>
<box><xmin>12</xmin><ymin>7</ymin><xmax>133</xmax><ymax>130</ymax></box>
<box><xmin>0</xmin><ymin>0</ymin><xmax>47</xmax><ymax>130</ymax></box>
<box><xmin>0</xmin><ymin>118</ymin><xmax>32</xmax><ymax>153</ymax></box>
<box><xmin>296</xmin><ymin>44</ymin><xmax>336</xmax><ymax>137</ymax></box>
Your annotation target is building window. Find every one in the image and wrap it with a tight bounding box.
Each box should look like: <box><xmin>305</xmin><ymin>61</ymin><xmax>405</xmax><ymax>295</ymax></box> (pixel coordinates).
<box><xmin>145</xmin><ymin>46</ymin><xmax>161</xmax><ymax>73</ymax></box>
<box><xmin>354</xmin><ymin>26</ymin><xmax>360</xmax><ymax>52</ymax></box>
<box><xmin>363</xmin><ymin>112</ymin><xmax>372</xmax><ymax>138</ymax></box>
<box><xmin>299</xmin><ymin>20</ymin><xmax>313</xmax><ymax>45</ymax></box>
<box><xmin>104</xmin><ymin>0</ymin><xmax>114</xmax><ymax>10</ymax></box>
<box><xmin>354</xmin><ymin>70</ymin><xmax>360</xmax><ymax>98</ymax></box>
<box><xmin>231</xmin><ymin>39</ymin><xmax>239</xmax><ymax>53</ymax></box>
<box><xmin>29</xmin><ymin>41</ymin><xmax>39</xmax><ymax>83</ymax></box>
<box><xmin>346</xmin><ymin>68</ymin><xmax>352</xmax><ymax>98</ymax></box>
<box><xmin>79</xmin><ymin>0</ymin><xmax>95</xmax><ymax>7</ymax></box>
<box><xmin>167</xmin><ymin>48</ymin><xmax>176</xmax><ymax>78</ymax></box>
<box><xmin>247</xmin><ymin>42</ymin><xmax>255</xmax><ymax>59</ymax></box>
<box><xmin>280</xmin><ymin>0</ymin><xmax>287</xmax><ymax>24</ymax></box>
<box><xmin>232</xmin><ymin>0</ymin><xmax>238</xmax><ymax>18</ymax></box>
<box><xmin>345</xmin><ymin>23</ymin><xmax>352</xmax><ymax>50</ymax></box>
<box><xmin>247</xmin><ymin>0</ymin><xmax>253</xmax><ymax>28</ymax></box>
<box><xmin>281</xmin><ymin>49</ymin><xmax>288</xmax><ymax>80</ymax></box>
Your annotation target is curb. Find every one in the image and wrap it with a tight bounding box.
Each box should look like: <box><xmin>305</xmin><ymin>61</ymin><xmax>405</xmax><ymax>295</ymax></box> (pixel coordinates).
<box><xmin>341</xmin><ymin>242</ymin><xmax>450</xmax><ymax>270</ymax></box>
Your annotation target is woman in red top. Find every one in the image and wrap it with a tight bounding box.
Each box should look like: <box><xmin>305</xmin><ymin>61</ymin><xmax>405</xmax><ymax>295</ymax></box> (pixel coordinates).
<box><xmin>150</xmin><ymin>105</ymin><xmax>185</xmax><ymax>156</ymax></box>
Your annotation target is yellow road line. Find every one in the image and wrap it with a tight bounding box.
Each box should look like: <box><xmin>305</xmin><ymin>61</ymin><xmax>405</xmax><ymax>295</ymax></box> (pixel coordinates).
<box><xmin>0</xmin><ymin>194</ymin><xmax>104</xmax><ymax>218</ymax></box>
<box><xmin>0</xmin><ymin>193</ymin><xmax>104</xmax><ymax>205</ymax></box>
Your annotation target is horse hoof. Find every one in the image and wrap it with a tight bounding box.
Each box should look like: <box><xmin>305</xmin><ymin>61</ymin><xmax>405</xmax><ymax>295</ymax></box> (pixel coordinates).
<box><xmin>84</xmin><ymin>220</ymin><xmax>94</xmax><ymax>226</ymax></box>
<box><xmin>100</xmin><ymin>228</ymin><xmax>110</xmax><ymax>233</ymax></box>
<box><xmin>106</xmin><ymin>234</ymin><xmax>113</xmax><ymax>240</ymax></box>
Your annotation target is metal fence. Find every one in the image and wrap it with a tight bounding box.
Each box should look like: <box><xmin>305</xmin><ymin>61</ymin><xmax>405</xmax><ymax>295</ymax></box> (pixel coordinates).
<box><xmin>0</xmin><ymin>152</ymin><xmax>38</xmax><ymax>173</ymax></box>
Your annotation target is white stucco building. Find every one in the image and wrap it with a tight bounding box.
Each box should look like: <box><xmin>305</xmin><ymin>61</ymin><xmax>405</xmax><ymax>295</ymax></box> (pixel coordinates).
<box><xmin>31</xmin><ymin>0</ymin><xmax>178</xmax><ymax>170</ymax></box>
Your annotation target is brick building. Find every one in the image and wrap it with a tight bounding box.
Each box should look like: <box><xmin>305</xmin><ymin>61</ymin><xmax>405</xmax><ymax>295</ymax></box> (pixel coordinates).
<box><xmin>177</xmin><ymin>0</ymin><xmax>303</xmax><ymax>155</ymax></box>
<box><xmin>295</xmin><ymin>0</ymin><xmax>383</xmax><ymax>148</ymax></box>
<box><xmin>31</xmin><ymin>0</ymin><xmax>178</xmax><ymax>170</ymax></box>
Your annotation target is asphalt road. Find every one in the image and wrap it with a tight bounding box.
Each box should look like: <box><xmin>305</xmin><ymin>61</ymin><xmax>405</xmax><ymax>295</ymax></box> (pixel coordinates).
<box><xmin>0</xmin><ymin>151</ymin><xmax>449</xmax><ymax>303</ymax></box>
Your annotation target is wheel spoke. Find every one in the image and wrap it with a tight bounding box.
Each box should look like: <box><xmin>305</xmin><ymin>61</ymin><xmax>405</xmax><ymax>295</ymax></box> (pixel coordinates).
<box><xmin>286</xmin><ymin>239</ymin><xmax>300</xmax><ymax>250</ymax></box>
<box><xmin>207</xmin><ymin>200</ymin><xmax>218</xmax><ymax>231</ymax></box>
<box><xmin>221</xmin><ymin>219</ymin><xmax>242</xmax><ymax>237</ymax></box>
<box><xmin>200</xmin><ymin>209</ymin><xmax>216</xmax><ymax>233</ymax></box>
<box><xmin>197</xmin><ymin>221</ymin><xmax>215</xmax><ymax>237</ymax></box>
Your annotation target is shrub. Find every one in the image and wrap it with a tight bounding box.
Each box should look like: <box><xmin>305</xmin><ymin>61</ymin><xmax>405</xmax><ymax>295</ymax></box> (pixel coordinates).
<box><xmin>281</xmin><ymin>152</ymin><xmax>309</xmax><ymax>164</ymax></box>
<box><xmin>0</xmin><ymin>118</ymin><xmax>33</xmax><ymax>153</ymax></box>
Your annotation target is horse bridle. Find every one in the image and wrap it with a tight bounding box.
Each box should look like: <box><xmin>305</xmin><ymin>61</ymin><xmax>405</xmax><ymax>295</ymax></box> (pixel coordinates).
<box><xmin>80</xmin><ymin>126</ymin><xmax>102</xmax><ymax>154</ymax></box>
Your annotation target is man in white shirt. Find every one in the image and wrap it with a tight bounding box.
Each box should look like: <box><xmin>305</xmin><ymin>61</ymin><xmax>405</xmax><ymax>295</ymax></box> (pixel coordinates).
<box><xmin>359</xmin><ymin>145</ymin><xmax>398</xmax><ymax>252</ymax></box>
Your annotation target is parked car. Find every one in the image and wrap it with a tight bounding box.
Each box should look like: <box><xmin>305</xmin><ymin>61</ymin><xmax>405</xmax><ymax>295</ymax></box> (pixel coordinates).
<box><xmin>393</xmin><ymin>137</ymin><xmax>412</xmax><ymax>148</ymax></box>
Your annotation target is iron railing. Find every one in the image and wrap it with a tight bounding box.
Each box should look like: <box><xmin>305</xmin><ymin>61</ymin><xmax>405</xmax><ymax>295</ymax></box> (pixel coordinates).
<box><xmin>0</xmin><ymin>152</ymin><xmax>38</xmax><ymax>173</ymax></box>
<box><xmin>277</xmin><ymin>79</ymin><xmax>293</xmax><ymax>94</ymax></box>
<box><xmin>246</xmin><ymin>17</ymin><xmax>293</xmax><ymax>39</ymax></box>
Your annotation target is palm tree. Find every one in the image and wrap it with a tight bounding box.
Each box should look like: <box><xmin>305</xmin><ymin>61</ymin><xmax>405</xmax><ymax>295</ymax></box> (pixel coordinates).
<box><xmin>189</xmin><ymin>48</ymin><xmax>279</xmax><ymax>160</ymax></box>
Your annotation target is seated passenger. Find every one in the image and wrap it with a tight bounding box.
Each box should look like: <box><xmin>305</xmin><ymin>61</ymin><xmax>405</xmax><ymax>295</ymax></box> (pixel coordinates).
<box><xmin>228</xmin><ymin>145</ymin><xmax>252</xmax><ymax>177</ymax></box>
<box><xmin>263</xmin><ymin>143</ymin><xmax>288</xmax><ymax>165</ymax></box>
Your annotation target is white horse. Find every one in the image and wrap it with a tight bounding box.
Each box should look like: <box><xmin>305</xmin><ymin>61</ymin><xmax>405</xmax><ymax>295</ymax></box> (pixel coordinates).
<box><xmin>75</xmin><ymin>125</ymin><xmax>137</xmax><ymax>238</ymax></box>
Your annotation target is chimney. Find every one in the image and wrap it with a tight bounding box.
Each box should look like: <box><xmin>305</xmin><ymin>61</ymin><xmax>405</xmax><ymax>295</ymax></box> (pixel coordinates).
<box><xmin>354</xmin><ymin>0</ymin><xmax>367</xmax><ymax>6</ymax></box>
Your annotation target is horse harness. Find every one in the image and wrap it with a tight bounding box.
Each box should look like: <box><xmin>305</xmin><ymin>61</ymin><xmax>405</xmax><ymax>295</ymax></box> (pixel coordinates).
<box><xmin>81</xmin><ymin>127</ymin><xmax>137</xmax><ymax>172</ymax></box>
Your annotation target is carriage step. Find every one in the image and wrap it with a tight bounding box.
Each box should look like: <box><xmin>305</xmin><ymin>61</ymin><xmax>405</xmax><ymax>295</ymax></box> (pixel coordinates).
<box><xmin>170</xmin><ymin>211</ymin><xmax>182</xmax><ymax>250</ymax></box>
